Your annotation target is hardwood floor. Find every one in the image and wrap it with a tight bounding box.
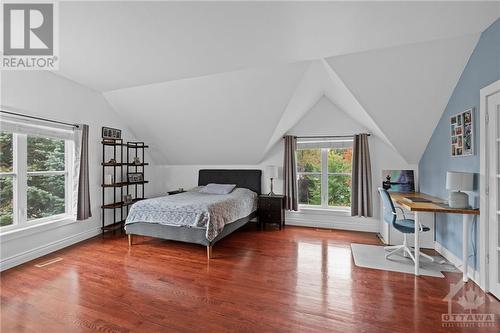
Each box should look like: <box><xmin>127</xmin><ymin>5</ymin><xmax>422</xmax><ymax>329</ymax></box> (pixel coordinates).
<box><xmin>1</xmin><ymin>225</ymin><xmax>499</xmax><ymax>332</ymax></box>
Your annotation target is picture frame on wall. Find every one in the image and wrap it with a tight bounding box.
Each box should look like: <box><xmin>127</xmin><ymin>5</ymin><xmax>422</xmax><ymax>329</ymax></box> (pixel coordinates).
<box><xmin>382</xmin><ymin>170</ymin><xmax>415</xmax><ymax>193</ymax></box>
<box><xmin>450</xmin><ymin>108</ymin><xmax>474</xmax><ymax>157</ymax></box>
<box><xmin>102</xmin><ymin>126</ymin><xmax>122</xmax><ymax>140</ymax></box>
<box><xmin>127</xmin><ymin>172</ymin><xmax>144</xmax><ymax>183</ymax></box>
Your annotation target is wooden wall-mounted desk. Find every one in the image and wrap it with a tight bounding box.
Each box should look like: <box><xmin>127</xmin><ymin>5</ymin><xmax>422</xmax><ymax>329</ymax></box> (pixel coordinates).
<box><xmin>389</xmin><ymin>192</ymin><xmax>479</xmax><ymax>281</ymax></box>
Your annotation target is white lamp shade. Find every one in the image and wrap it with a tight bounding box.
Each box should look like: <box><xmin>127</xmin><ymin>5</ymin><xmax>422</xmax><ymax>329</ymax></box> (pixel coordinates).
<box><xmin>266</xmin><ymin>165</ymin><xmax>278</xmax><ymax>179</ymax></box>
<box><xmin>446</xmin><ymin>171</ymin><xmax>473</xmax><ymax>191</ymax></box>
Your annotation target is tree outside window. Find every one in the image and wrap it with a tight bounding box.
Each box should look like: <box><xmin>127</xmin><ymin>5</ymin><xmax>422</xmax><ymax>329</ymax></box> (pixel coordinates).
<box><xmin>327</xmin><ymin>148</ymin><xmax>352</xmax><ymax>208</ymax></box>
<box><xmin>0</xmin><ymin>132</ymin><xmax>14</xmax><ymax>226</ymax></box>
<box><xmin>0</xmin><ymin>131</ymin><xmax>68</xmax><ymax>228</ymax></box>
<box><xmin>297</xmin><ymin>149</ymin><xmax>322</xmax><ymax>205</ymax></box>
<box><xmin>296</xmin><ymin>141</ymin><xmax>353</xmax><ymax>209</ymax></box>
<box><xmin>27</xmin><ymin>136</ymin><xmax>66</xmax><ymax>220</ymax></box>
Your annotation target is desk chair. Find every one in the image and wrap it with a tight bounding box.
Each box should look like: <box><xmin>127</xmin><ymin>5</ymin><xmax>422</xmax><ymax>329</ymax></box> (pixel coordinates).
<box><xmin>378</xmin><ymin>188</ymin><xmax>434</xmax><ymax>263</ymax></box>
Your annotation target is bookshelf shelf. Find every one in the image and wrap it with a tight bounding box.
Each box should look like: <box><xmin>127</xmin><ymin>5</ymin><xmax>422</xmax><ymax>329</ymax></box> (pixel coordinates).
<box><xmin>101</xmin><ymin>134</ymin><xmax>148</xmax><ymax>236</ymax></box>
<box><xmin>101</xmin><ymin>181</ymin><xmax>149</xmax><ymax>188</ymax></box>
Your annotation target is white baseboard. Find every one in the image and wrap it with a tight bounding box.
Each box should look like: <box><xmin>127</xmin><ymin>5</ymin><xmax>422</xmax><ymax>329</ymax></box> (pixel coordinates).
<box><xmin>286</xmin><ymin>212</ymin><xmax>378</xmax><ymax>233</ymax></box>
<box><xmin>0</xmin><ymin>227</ymin><xmax>101</xmax><ymax>272</ymax></box>
<box><xmin>434</xmin><ymin>241</ymin><xmax>481</xmax><ymax>285</ymax></box>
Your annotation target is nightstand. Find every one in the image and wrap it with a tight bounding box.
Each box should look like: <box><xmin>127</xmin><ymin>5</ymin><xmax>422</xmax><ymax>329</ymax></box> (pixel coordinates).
<box><xmin>258</xmin><ymin>194</ymin><xmax>285</xmax><ymax>230</ymax></box>
<box><xmin>168</xmin><ymin>190</ymin><xmax>186</xmax><ymax>195</ymax></box>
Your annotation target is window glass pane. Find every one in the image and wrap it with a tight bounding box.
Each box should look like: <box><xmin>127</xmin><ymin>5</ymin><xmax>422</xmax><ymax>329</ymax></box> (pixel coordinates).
<box><xmin>328</xmin><ymin>175</ymin><xmax>351</xmax><ymax>207</ymax></box>
<box><xmin>27</xmin><ymin>175</ymin><xmax>65</xmax><ymax>220</ymax></box>
<box><xmin>27</xmin><ymin>136</ymin><xmax>65</xmax><ymax>172</ymax></box>
<box><xmin>0</xmin><ymin>132</ymin><xmax>13</xmax><ymax>173</ymax></box>
<box><xmin>298</xmin><ymin>174</ymin><xmax>321</xmax><ymax>205</ymax></box>
<box><xmin>328</xmin><ymin>148</ymin><xmax>352</xmax><ymax>174</ymax></box>
<box><xmin>0</xmin><ymin>177</ymin><xmax>14</xmax><ymax>226</ymax></box>
<box><xmin>296</xmin><ymin>149</ymin><xmax>321</xmax><ymax>172</ymax></box>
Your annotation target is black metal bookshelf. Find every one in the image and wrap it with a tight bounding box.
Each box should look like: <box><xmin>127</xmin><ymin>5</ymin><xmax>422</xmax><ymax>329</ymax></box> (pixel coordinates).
<box><xmin>101</xmin><ymin>139</ymin><xmax>149</xmax><ymax>236</ymax></box>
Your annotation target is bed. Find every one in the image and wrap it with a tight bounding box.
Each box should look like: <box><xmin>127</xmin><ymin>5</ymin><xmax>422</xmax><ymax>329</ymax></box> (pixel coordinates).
<box><xmin>125</xmin><ymin>169</ymin><xmax>261</xmax><ymax>259</ymax></box>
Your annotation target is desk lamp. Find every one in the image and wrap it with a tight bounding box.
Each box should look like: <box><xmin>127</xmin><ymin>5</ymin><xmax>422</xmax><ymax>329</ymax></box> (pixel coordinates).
<box><xmin>446</xmin><ymin>171</ymin><xmax>473</xmax><ymax>208</ymax></box>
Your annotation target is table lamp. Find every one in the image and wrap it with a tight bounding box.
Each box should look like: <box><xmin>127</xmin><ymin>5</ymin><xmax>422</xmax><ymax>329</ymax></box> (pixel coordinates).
<box><xmin>446</xmin><ymin>171</ymin><xmax>473</xmax><ymax>208</ymax></box>
<box><xmin>266</xmin><ymin>166</ymin><xmax>278</xmax><ymax>195</ymax></box>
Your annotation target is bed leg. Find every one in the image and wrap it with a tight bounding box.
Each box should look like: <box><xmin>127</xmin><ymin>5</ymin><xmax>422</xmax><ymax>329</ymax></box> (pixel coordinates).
<box><xmin>207</xmin><ymin>245</ymin><xmax>213</xmax><ymax>259</ymax></box>
<box><xmin>128</xmin><ymin>234</ymin><xmax>133</xmax><ymax>247</ymax></box>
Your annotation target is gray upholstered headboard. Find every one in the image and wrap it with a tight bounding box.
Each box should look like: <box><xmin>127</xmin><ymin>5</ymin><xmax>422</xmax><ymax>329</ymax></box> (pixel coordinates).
<box><xmin>198</xmin><ymin>169</ymin><xmax>262</xmax><ymax>195</ymax></box>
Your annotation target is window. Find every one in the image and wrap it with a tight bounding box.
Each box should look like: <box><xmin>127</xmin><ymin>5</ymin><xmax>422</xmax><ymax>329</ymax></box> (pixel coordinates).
<box><xmin>296</xmin><ymin>138</ymin><xmax>353</xmax><ymax>210</ymax></box>
<box><xmin>0</xmin><ymin>121</ymin><xmax>74</xmax><ymax>231</ymax></box>
<box><xmin>27</xmin><ymin>136</ymin><xmax>67</xmax><ymax>220</ymax></box>
<box><xmin>0</xmin><ymin>132</ymin><xmax>14</xmax><ymax>226</ymax></box>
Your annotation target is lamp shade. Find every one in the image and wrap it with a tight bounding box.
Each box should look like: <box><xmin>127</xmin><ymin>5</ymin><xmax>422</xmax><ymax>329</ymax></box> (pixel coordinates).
<box><xmin>446</xmin><ymin>172</ymin><xmax>473</xmax><ymax>191</ymax></box>
<box><xmin>266</xmin><ymin>165</ymin><xmax>278</xmax><ymax>179</ymax></box>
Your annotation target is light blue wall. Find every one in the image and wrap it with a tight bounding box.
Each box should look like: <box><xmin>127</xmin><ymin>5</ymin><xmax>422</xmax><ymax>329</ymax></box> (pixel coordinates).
<box><xmin>419</xmin><ymin>19</ymin><xmax>500</xmax><ymax>270</ymax></box>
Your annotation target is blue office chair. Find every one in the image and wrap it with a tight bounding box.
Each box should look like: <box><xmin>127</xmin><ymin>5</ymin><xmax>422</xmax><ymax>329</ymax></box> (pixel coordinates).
<box><xmin>378</xmin><ymin>188</ymin><xmax>434</xmax><ymax>263</ymax></box>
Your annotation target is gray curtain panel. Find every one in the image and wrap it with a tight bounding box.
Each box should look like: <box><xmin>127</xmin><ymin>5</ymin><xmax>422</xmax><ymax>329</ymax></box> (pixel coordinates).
<box><xmin>351</xmin><ymin>134</ymin><xmax>373</xmax><ymax>217</ymax></box>
<box><xmin>283</xmin><ymin>135</ymin><xmax>298</xmax><ymax>211</ymax></box>
<box><xmin>77</xmin><ymin>124</ymin><xmax>92</xmax><ymax>220</ymax></box>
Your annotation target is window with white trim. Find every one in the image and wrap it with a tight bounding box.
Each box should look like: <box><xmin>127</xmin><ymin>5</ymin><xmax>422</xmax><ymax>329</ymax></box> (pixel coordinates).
<box><xmin>0</xmin><ymin>120</ymin><xmax>74</xmax><ymax>230</ymax></box>
<box><xmin>296</xmin><ymin>138</ymin><xmax>353</xmax><ymax>210</ymax></box>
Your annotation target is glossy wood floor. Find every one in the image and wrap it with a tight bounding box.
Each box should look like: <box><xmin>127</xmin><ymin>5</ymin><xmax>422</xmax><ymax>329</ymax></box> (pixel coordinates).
<box><xmin>1</xmin><ymin>225</ymin><xmax>499</xmax><ymax>332</ymax></box>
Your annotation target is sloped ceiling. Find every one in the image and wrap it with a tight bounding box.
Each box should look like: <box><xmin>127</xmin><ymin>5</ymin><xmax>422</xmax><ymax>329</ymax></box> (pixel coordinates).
<box><xmin>104</xmin><ymin>63</ymin><xmax>309</xmax><ymax>165</ymax></box>
<box><xmin>263</xmin><ymin>60</ymin><xmax>394</xmax><ymax>157</ymax></box>
<box><xmin>45</xmin><ymin>2</ymin><xmax>499</xmax><ymax>165</ymax></box>
<box><xmin>264</xmin><ymin>61</ymin><xmax>327</xmax><ymax>154</ymax></box>
<box><xmin>326</xmin><ymin>34</ymin><xmax>481</xmax><ymax>163</ymax></box>
<box><xmin>288</xmin><ymin>97</ymin><xmax>368</xmax><ymax>137</ymax></box>
<box><xmin>57</xmin><ymin>1</ymin><xmax>498</xmax><ymax>91</ymax></box>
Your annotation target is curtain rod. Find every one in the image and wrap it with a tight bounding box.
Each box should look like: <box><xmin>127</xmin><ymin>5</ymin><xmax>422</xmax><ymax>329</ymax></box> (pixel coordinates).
<box><xmin>1</xmin><ymin>110</ymin><xmax>79</xmax><ymax>128</ymax></box>
<box><xmin>284</xmin><ymin>134</ymin><xmax>371</xmax><ymax>139</ymax></box>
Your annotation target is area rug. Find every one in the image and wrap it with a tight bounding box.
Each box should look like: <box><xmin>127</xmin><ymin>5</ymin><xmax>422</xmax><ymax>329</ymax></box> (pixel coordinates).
<box><xmin>350</xmin><ymin>243</ymin><xmax>459</xmax><ymax>278</ymax></box>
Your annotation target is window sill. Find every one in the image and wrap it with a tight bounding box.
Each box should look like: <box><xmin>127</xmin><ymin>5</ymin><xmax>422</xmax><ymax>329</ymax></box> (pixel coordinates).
<box><xmin>295</xmin><ymin>206</ymin><xmax>351</xmax><ymax>216</ymax></box>
<box><xmin>0</xmin><ymin>215</ymin><xmax>76</xmax><ymax>242</ymax></box>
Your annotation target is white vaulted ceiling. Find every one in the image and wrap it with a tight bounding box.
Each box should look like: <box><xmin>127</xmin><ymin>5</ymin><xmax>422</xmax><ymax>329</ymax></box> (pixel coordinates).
<box><xmin>48</xmin><ymin>1</ymin><xmax>499</xmax><ymax>165</ymax></box>
<box><xmin>58</xmin><ymin>1</ymin><xmax>497</xmax><ymax>91</ymax></box>
<box><xmin>104</xmin><ymin>63</ymin><xmax>309</xmax><ymax>165</ymax></box>
<box><xmin>325</xmin><ymin>34</ymin><xmax>481</xmax><ymax>163</ymax></box>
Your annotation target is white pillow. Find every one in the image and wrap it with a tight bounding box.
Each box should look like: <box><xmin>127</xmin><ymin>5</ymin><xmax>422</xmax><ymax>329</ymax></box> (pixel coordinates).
<box><xmin>199</xmin><ymin>183</ymin><xmax>236</xmax><ymax>195</ymax></box>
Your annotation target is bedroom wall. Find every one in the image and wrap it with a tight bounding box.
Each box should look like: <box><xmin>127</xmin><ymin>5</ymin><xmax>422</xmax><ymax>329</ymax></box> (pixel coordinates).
<box><xmin>0</xmin><ymin>71</ymin><xmax>165</xmax><ymax>271</ymax></box>
<box><xmin>419</xmin><ymin>18</ymin><xmax>500</xmax><ymax>272</ymax></box>
<box><xmin>161</xmin><ymin>97</ymin><xmax>416</xmax><ymax>232</ymax></box>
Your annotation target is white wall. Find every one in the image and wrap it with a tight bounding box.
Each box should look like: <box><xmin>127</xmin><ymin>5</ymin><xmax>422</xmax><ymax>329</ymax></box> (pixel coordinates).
<box><xmin>159</xmin><ymin>97</ymin><xmax>417</xmax><ymax>232</ymax></box>
<box><xmin>0</xmin><ymin>71</ymin><xmax>164</xmax><ymax>271</ymax></box>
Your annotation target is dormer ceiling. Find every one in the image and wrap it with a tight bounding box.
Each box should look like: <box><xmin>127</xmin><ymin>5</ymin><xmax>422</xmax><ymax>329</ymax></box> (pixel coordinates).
<box><xmin>325</xmin><ymin>34</ymin><xmax>481</xmax><ymax>163</ymax></box>
<box><xmin>52</xmin><ymin>1</ymin><xmax>499</xmax><ymax>165</ymax></box>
